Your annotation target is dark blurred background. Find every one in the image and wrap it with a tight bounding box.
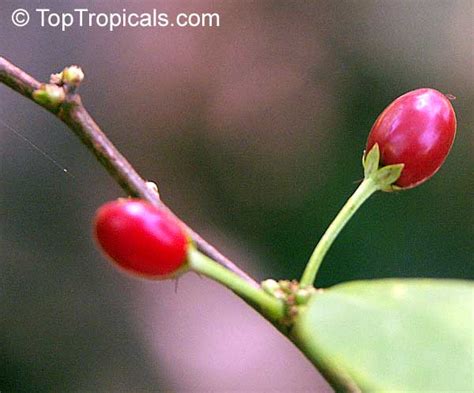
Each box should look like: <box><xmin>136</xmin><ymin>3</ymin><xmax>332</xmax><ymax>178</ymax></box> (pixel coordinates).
<box><xmin>1</xmin><ymin>1</ymin><xmax>472</xmax><ymax>392</ymax></box>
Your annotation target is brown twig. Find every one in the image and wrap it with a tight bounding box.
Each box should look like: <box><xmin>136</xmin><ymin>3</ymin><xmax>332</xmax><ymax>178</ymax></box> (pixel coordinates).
<box><xmin>0</xmin><ymin>56</ymin><xmax>258</xmax><ymax>287</ymax></box>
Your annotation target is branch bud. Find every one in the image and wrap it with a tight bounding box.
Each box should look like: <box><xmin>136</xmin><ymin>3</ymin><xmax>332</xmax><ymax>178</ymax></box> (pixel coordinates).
<box><xmin>32</xmin><ymin>84</ymin><xmax>65</xmax><ymax>109</ymax></box>
<box><xmin>62</xmin><ymin>65</ymin><xmax>84</xmax><ymax>86</ymax></box>
<box><xmin>49</xmin><ymin>71</ymin><xmax>63</xmax><ymax>85</ymax></box>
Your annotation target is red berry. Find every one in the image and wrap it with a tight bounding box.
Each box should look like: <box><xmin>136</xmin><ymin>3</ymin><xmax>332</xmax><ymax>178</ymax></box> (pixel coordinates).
<box><xmin>366</xmin><ymin>88</ymin><xmax>456</xmax><ymax>188</ymax></box>
<box><xmin>94</xmin><ymin>199</ymin><xmax>188</xmax><ymax>279</ymax></box>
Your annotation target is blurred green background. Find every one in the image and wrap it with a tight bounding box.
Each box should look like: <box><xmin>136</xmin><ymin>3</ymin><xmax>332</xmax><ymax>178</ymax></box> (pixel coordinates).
<box><xmin>1</xmin><ymin>1</ymin><xmax>472</xmax><ymax>392</ymax></box>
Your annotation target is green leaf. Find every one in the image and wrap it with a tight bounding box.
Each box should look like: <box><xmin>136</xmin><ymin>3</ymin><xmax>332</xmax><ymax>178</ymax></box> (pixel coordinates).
<box><xmin>290</xmin><ymin>279</ymin><xmax>474</xmax><ymax>392</ymax></box>
<box><xmin>363</xmin><ymin>143</ymin><xmax>380</xmax><ymax>178</ymax></box>
<box><xmin>373</xmin><ymin>164</ymin><xmax>404</xmax><ymax>191</ymax></box>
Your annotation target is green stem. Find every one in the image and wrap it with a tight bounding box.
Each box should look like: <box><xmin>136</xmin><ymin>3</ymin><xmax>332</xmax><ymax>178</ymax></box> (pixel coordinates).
<box><xmin>300</xmin><ymin>177</ymin><xmax>379</xmax><ymax>287</ymax></box>
<box><xmin>187</xmin><ymin>248</ymin><xmax>285</xmax><ymax>322</ymax></box>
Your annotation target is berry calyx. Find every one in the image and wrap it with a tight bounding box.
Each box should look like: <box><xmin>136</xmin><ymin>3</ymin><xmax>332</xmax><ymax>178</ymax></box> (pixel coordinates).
<box><xmin>366</xmin><ymin>88</ymin><xmax>456</xmax><ymax>189</ymax></box>
<box><xmin>94</xmin><ymin>199</ymin><xmax>189</xmax><ymax>279</ymax></box>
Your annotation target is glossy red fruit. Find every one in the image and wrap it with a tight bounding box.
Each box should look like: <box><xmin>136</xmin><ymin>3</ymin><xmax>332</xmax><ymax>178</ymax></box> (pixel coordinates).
<box><xmin>366</xmin><ymin>88</ymin><xmax>456</xmax><ymax>188</ymax></box>
<box><xmin>94</xmin><ymin>199</ymin><xmax>188</xmax><ymax>279</ymax></box>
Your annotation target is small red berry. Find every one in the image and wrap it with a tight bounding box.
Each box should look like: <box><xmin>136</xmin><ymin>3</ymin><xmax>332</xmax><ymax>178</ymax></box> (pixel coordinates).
<box><xmin>366</xmin><ymin>88</ymin><xmax>456</xmax><ymax>188</ymax></box>
<box><xmin>94</xmin><ymin>199</ymin><xmax>188</xmax><ymax>279</ymax></box>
